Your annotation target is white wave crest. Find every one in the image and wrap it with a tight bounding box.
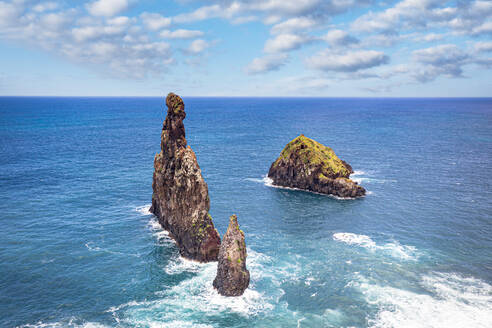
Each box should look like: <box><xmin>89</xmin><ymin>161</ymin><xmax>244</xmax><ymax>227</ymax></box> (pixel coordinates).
<box><xmin>135</xmin><ymin>204</ymin><xmax>152</xmax><ymax>215</ymax></box>
<box><xmin>350</xmin><ymin>272</ymin><xmax>492</xmax><ymax>328</ymax></box>
<box><xmin>333</xmin><ymin>233</ymin><xmax>418</xmax><ymax>260</ymax></box>
<box><xmin>164</xmin><ymin>255</ymin><xmax>209</xmax><ymax>275</ymax></box>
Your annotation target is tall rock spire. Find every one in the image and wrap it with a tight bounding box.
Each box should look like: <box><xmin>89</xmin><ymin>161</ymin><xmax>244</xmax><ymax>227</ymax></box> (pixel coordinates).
<box><xmin>150</xmin><ymin>93</ymin><xmax>221</xmax><ymax>262</ymax></box>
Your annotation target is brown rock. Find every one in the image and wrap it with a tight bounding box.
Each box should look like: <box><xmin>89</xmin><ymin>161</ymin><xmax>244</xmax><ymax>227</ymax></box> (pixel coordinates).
<box><xmin>150</xmin><ymin>93</ymin><xmax>220</xmax><ymax>262</ymax></box>
<box><xmin>268</xmin><ymin>135</ymin><xmax>365</xmax><ymax>198</ymax></box>
<box><xmin>213</xmin><ymin>215</ymin><xmax>250</xmax><ymax>296</ymax></box>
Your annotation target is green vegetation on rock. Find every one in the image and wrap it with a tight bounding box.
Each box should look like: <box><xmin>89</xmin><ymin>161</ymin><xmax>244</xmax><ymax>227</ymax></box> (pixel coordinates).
<box><xmin>274</xmin><ymin>134</ymin><xmax>351</xmax><ymax>178</ymax></box>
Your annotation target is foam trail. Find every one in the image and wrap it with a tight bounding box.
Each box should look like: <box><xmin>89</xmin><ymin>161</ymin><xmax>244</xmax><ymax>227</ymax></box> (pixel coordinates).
<box><xmin>85</xmin><ymin>242</ymin><xmax>140</xmax><ymax>258</ymax></box>
<box><xmin>350</xmin><ymin>170</ymin><xmax>397</xmax><ymax>184</ymax></box>
<box><xmin>349</xmin><ymin>272</ymin><xmax>492</xmax><ymax>328</ymax></box>
<box><xmin>333</xmin><ymin>233</ymin><xmax>418</xmax><ymax>260</ymax></box>
<box><xmin>245</xmin><ymin>176</ymin><xmax>273</xmax><ymax>186</ymax></box>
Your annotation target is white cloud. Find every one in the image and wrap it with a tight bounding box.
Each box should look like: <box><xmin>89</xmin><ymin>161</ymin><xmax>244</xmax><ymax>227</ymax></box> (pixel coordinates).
<box><xmin>173</xmin><ymin>4</ymin><xmax>242</xmax><ymax>23</ymax></box>
<box><xmin>472</xmin><ymin>21</ymin><xmax>492</xmax><ymax>35</ymax></box>
<box><xmin>33</xmin><ymin>2</ymin><xmax>58</xmax><ymax>13</ymax></box>
<box><xmin>412</xmin><ymin>44</ymin><xmax>469</xmax><ymax>82</ymax></box>
<box><xmin>307</xmin><ymin>50</ymin><xmax>389</xmax><ymax>72</ymax></box>
<box><xmin>413</xmin><ymin>44</ymin><xmax>468</xmax><ymax>65</ymax></box>
<box><xmin>172</xmin><ymin>0</ymin><xmax>370</xmax><ymax>24</ymax></box>
<box><xmin>71</xmin><ymin>24</ymin><xmax>127</xmax><ymax>42</ymax></box>
<box><xmin>322</xmin><ymin>29</ymin><xmax>359</xmax><ymax>46</ymax></box>
<box><xmin>352</xmin><ymin>0</ymin><xmax>492</xmax><ymax>37</ymax></box>
<box><xmin>475</xmin><ymin>41</ymin><xmax>492</xmax><ymax>52</ymax></box>
<box><xmin>160</xmin><ymin>29</ymin><xmax>204</xmax><ymax>39</ymax></box>
<box><xmin>413</xmin><ymin>33</ymin><xmax>444</xmax><ymax>42</ymax></box>
<box><xmin>351</xmin><ymin>0</ymin><xmax>445</xmax><ymax>33</ymax></box>
<box><xmin>187</xmin><ymin>39</ymin><xmax>209</xmax><ymax>54</ymax></box>
<box><xmin>270</xmin><ymin>17</ymin><xmax>318</xmax><ymax>34</ymax></box>
<box><xmin>87</xmin><ymin>0</ymin><xmax>129</xmax><ymax>17</ymax></box>
<box><xmin>0</xmin><ymin>1</ymin><xmax>23</xmax><ymax>26</ymax></box>
<box><xmin>40</xmin><ymin>13</ymin><xmax>71</xmax><ymax>29</ymax></box>
<box><xmin>246</xmin><ymin>54</ymin><xmax>288</xmax><ymax>74</ymax></box>
<box><xmin>140</xmin><ymin>12</ymin><xmax>171</xmax><ymax>30</ymax></box>
<box><xmin>264</xmin><ymin>33</ymin><xmax>311</xmax><ymax>53</ymax></box>
<box><xmin>249</xmin><ymin>0</ymin><xmax>365</xmax><ymax>17</ymax></box>
<box><xmin>0</xmin><ymin>3</ymin><xmax>174</xmax><ymax>79</ymax></box>
<box><xmin>108</xmin><ymin>16</ymin><xmax>131</xmax><ymax>26</ymax></box>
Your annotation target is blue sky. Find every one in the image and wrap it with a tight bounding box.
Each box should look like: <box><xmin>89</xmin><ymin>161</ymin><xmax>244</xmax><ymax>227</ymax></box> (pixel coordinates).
<box><xmin>0</xmin><ymin>0</ymin><xmax>491</xmax><ymax>96</ymax></box>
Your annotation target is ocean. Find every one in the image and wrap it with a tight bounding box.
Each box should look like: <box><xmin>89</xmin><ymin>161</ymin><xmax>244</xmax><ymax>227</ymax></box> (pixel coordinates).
<box><xmin>0</xmin><ymin>97</ymin><xmax>491</xmax><ymax>328</ymax></box>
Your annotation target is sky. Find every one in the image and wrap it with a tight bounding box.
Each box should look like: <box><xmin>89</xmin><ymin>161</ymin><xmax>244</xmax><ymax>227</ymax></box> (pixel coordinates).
<box><xmin>0</xmin><ymin>0</ymin><xmax>491</xmax><ymax>97</ymax></box>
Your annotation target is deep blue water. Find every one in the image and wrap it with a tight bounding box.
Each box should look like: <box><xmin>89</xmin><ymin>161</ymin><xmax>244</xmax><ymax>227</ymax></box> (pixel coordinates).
<box><xmin>0</xmin><ymin>97</ymin><xmax>491</xmax><ymax>328</ymax></box>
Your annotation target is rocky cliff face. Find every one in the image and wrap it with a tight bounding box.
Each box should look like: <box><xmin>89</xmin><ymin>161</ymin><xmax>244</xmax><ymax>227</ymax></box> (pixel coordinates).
<box><xmin>268</xmin><ymin>135</ymin><xmax>365</xmax><ymax>198</ymax></box>
<box><xmin>213</xmin><ymin>215</ymin><xmax>250</xmax><ymax>296</ymax></box>
<box><xmin>150</xmin><ymin>93</ymin><xmax>221</xmax><ymax>262</ymax></box>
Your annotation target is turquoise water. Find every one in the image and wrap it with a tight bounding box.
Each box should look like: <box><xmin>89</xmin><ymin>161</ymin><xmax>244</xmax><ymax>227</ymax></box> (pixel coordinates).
<box><xmin>1</xmin><ymin>97</ymin><xmax>491</xmax><ymax>327</ymax></box>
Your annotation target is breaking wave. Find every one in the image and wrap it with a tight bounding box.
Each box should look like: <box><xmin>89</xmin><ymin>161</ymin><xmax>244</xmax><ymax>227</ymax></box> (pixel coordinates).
<box><xmin>333</xmin><ymin>232</ymin><xmax>418</xmax><ymax>260</ymax></box>
<box><xmin>135</xmin><ymin>204</ymin><xmax>152</xmax><ymax>215</ymax></box>
<box><xmin>349</xmin><ymin>272</ymin><xmax>492</xmax><ymax>328</ymax></box>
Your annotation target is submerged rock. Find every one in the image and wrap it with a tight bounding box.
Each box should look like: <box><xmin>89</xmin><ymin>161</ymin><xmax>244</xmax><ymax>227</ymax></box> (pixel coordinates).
<box><xmin>150</xmin><ymin>93</ymin><xmax>221</xmax><ymax>262</ymax></box>
<box><xmin>268</xmin><ymin>135</ymin><xmax>365</xmax><ymax>198</ymax></box>
<box><xmin>213</xmin><ymin>215</ymin><xmax>250</xmax><ymax>296</ymax></box>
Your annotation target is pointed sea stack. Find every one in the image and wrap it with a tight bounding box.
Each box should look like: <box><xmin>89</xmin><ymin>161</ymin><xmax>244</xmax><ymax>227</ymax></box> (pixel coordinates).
<box><xmin>150</xmin><ymin>93</ymin><xmax>221</xmax><ymax>262</ymax></box>
<box><xmin>213</xmin><ymin>215</ymin><xmax>250</xmax><ymax>296</ymax></box>
<box><xmin>268</xmin><ymin>135</ymin><xmax>365</xmax><ymax>198</ymax></box>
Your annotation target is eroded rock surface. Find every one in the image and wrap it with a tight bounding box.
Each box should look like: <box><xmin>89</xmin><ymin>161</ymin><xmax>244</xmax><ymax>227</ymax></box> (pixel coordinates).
<box><xmin>268</xmin><ymin>135</ymin><xmax>365</xmax><ymax>198</ymax></box>
<box><xmin>150</xmin><ymin>93</ymin><xmax>221</xmax><ymax>262</ymax></box>
<box><xmin>213</xmin><ymin>215</ymin><xmax>250</xmax><ymax>296</ymax></box>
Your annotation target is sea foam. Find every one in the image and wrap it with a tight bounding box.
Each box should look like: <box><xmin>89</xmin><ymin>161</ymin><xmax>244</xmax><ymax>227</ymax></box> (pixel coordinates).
<box><xmin>17</xmin><ymin>320</ymin><xmax>110</xmax><ymax>328</ymax></box>
<box><xmin>147</xmin><ymin>215</ymin><xmax>172</xmax><ymax>244</ymax></box>
<box><xmin>333</xmin><ymin>232</ymin><xmax>418</xmax><ymax>260</ymax></box>
<box><xmin>108</xmin><ymin>249</ymin><xmax>278</xmax><ymax>326</ymax></box>
<box><xmin>349</xmin><ymin>272</ymin><xmax>492</xmax><ymax>328</ymax></box>
<box><xmin>135</xmin><ymin>204</ymin><xmax>152</xmax><ymax>215</ymax></box>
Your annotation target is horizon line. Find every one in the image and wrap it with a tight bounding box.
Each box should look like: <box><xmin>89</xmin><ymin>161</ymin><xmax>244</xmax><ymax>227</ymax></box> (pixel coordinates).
<box><xmin>1</xmin><ymin>95</ymin><xmax>492</xmax><ymax>99</ymax></box>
